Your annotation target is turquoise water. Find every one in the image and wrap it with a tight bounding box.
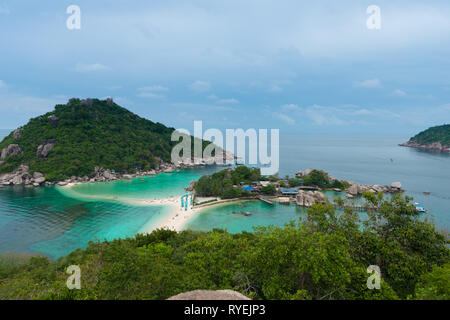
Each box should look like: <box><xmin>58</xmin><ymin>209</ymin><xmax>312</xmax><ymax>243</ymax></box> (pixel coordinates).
<box><xmin>0</xmin><ymin>133</ymin><xmax>448</xmax><ymax>259</ymax></box>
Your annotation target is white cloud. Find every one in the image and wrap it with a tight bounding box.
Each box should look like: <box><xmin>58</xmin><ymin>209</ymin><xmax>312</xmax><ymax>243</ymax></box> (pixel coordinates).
<box><xmin>207</xmin><ymin>94</ymin><xmax>218</xmax><ymax>100</ymax></box>
<box><xmin>217</xmin><ymin>98</ymin><xmax>239</xmax><ymax>104</ymax></box>
<box><xmin>281</xmin><ymin>104</ymin><xmax>301</xmax><ymax>111</ymax></box>
<box><xmin>189</xmin><ymin>81</ymin><xmax>211</xmax><ymax>92</ymax></box>
<box><xmin>137</xmin><ymin>85</ymin><xmax>168</xmax><ymax>98</ymax></box>
<box><xmin>273</xmin><ymin>112</ymin><xmax>295</xmax><ymax>125</ymax></box>
<box><xmin>138</xmin><ymin>85</ymin><xmax>169</xmax><ymax>92</ymax></box>
<box><xmin>268</xmin><ymin>84</ymin><xmax>283</xmax><ymax>93</ymax></box>
<box><xmin>0</xmin><ymin>4</ymin><xmax>10</xmax><ymax>15</ymax></box>
<box><xmin>354</xmin><ymin>79</ymin><xmax>382</xmax><ymax>89</ymax></box>
<box><xmin>0</xmin><ymin>80</ymin><xmax>6</xmax><ymax>89</ymax></box>
<box><xmin>74</xmin><ymin>63</ymin><xmax>110</xmax><ymax>73</ymax></box>
<box><xmin>391</xmin><ymin>89</ymin><xmax>407</xmax><ymax>97</ymax></box>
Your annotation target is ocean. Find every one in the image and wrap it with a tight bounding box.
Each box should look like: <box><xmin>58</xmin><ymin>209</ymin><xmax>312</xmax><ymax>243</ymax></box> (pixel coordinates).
<box><xmin>0</xmin><ymin>133</ymin><xmax>448</xmax><ymax>259</ymax></box>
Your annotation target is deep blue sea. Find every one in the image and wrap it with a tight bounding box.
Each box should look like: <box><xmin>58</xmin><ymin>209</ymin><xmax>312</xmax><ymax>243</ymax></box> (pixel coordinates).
<box><xmin>0</xmin><ymin>132</ymin><xmax>448</xmax><ymax>259</ymax></box>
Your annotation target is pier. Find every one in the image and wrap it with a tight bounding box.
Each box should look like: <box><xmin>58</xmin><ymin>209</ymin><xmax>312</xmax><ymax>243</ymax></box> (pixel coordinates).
<box><xmin>258</xmin><ymin>197</ymin><xmax>274</xmax><ymax>205</ymax></box>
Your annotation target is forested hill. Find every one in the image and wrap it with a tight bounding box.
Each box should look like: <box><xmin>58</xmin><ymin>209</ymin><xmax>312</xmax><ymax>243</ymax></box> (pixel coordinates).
<box><xmin>0</xmin><ymin>98</ymin><xmax>188</xmax><ymax>181</ymax></box>
<box><xmin>400</xmin><ymin>124</ymin><xmax>450</xmax><ymax>151</ymax></box>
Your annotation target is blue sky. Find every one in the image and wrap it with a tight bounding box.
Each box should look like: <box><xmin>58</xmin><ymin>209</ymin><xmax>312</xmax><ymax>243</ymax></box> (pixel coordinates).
<box><xmin>0</xmin><ymin>0</ymin><xmax>449</xmax><ymax>136</ymax></box>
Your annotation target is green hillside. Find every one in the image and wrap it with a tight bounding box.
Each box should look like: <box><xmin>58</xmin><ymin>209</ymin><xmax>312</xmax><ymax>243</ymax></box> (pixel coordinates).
<box><xmin>0</xmin><ymin>98</ymin><xmax>201</xmax><ymax>181</ymax></box>
<box><xmin>408</xmin><ymin>124</ymin><xmax>450</xmax><ymax>146</ymax></box>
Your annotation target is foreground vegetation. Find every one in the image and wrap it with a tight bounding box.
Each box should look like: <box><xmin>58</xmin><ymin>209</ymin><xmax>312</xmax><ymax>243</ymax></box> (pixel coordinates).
<box><xmin>0</xmin><ymin>195</ymin><xmax>448</xmax><ymax>300</ymax></box>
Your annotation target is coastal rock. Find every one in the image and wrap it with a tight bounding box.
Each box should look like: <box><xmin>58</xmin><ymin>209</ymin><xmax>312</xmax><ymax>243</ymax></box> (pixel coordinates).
<box><xmin>296</xmin><ymin>190</ymin><xmax>327</xmax><ymax>207</ymax></box>
<box><xmin>33</xmin><ymin>172</ymin><xmax>44</xmax><ymax>179</ymax></box>
<box><xmin>297</xmin><ymin>168</ymin><xmax>313</xmax><ymax>177</ymax></box>
<box><xmin>36</xmin><ymin>139</ymin><xmax>55</xmax><ymax>158</ymax></box>
<box><xmin>1</xmin><ymin>144</ymin><xmax>23</xmax><ymax>160</ymax></box>
<box><xmin>348</xmin><ymin>183</ymin><xmax>361</xmax><ymax>196</ymax></box>
<box><xmin>57</xmin><ymin>181</ymin><xmax>68</xmax><ymax>186</ymax></box>
<box><xmin>34</xmin><ymin>177</ymin><xmax>46</xmax><ymax>184</ymax></box>
<box><xmin>11</xmin><ymin>175</ymin><xmax>23</xmax><ymax>185</ymax></box>
<box><xmin>391</xmin><ymin>182</ymin><xmax>402</xmax><ymax>189</ymax></box>
<box><xmin>167</xmin><ymin>290</ymin><xmax>250</xmax><ymax>301</ymax></box>
<box><xmin>47</xmin><ymin>115</ymin><xmax>59</xmax><ymax>126</ymax></box>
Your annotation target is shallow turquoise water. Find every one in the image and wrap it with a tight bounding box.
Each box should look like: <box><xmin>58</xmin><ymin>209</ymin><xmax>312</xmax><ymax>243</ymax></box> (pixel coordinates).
<box><xmin>0</xmin><ymin>134</ymin><xmax>448</xmax><ymax>259</ymax></box>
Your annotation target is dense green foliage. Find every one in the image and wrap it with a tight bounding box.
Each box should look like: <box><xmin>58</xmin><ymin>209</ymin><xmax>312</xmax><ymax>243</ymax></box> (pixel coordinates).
<box><xmin>0</xmin><ymin>99</ymin><xmax>208</xmax><ymax>181</ymax></box>
<box><xmin>194</xmin><ymin>166</ymin><xmax>261</xmax><ymax>198</ymax></box>
<box><xmin>302</xmin><ymin>169</ymin><xmax>350</xmax><ymax>189</ymax></box>
<box><xmin>409</xmin><ymin>124</ymin><xmax>450</xmax><ymax>146</ymax></box>
<box><xmin>261</xmin><ymin>185</ymin><xmax>276</xmax><ymax>195</ymax></box>
<box><xmin>0</xmin><ymin>195</ymin><xmax>447</xmax><ymax>300</ymax></box>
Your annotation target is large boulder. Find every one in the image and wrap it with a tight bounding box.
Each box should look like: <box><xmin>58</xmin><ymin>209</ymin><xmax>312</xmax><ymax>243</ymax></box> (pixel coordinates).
<box><xmin>167</xmin><ymin>290</ymin><xmax>250</xmax><ymax>300</ymax></box>
<box><xmin>348</xmin><ymin>183</ymin><xmax>361</xmax><ymax>195</ymax></box>
<box><xmin>296</xmin><ymin>190</ymin><xmax>327</xmax><ymax>207</ymax></box>
<box><xmin>47</xmin><ymin>115</ymin><xmax>59</xmax><ymax>126</ymax></box>
<box><xmin>1</xmin><ymin>144</ymin><xmax>23</xmax><ymax>160</ymax></box>
<box><xmin>13</xmin><ymin>128</ymin><xmax>23</xmax><ymax>139</ymax></box>
<box><xmin>391</xmin><ymin>182</ymin><xmax>402</xmax><ymax>189</ymax></box>
<box><xmin>36</xmin><ymin>139</ymin><xmax>55</xmax><ymax>158</ymax></box>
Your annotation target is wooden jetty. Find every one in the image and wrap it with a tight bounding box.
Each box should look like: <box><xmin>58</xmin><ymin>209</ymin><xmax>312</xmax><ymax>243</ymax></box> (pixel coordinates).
<box><xmin>258</xmin><ymin>197</ymin><xmax>274</xmax><ymax>205</ymax></box>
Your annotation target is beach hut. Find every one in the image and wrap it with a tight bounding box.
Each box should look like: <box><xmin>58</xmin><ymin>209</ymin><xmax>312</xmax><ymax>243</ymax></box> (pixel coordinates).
<box><xmin>280</xmin><ymin>188</ymin><xmax>299</xmax><ymax>195</ymax></box>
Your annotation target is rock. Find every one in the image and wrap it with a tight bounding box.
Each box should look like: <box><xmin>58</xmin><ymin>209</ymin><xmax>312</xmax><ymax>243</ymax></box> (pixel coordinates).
<box><xmin>106</xmin><ymin>98</ymin><xmax>114</xmax><ymax>106</ymax></box>
<box><xmin>1</xmin><ymin>144</ymin><xmax>23</xmax><ymax>160</ymax></box>
<box><xmin>348</xmin><ymin>183</ymin><xmax>360</xmax><ymax>195</ymax></box>
<box><xmin>103</xmin><ymin>170</ymin><xmax>114</xmax><ymax>180</ymax></box>
<box><xmin>33</xmin><ymin>183</ymin><xmax>40</xmax><ymax>187</ymax></box>
<box><xmin>36</xmin><ymin>139</ymin><xmax>55</xmax><ymax>158</ymax></box>
<box><xmin>57</xmin><ymin>181</ymin><xmax>68</xmax><ymax>186</ymax></box>
<box><xmin>33</xmin><ymin>172</ymin><xmax>44</xmax><ymax>179</ymax></box>
<box><xmin>167</xmin><ymin>290</ymin><xmax>250</xmax><ymax>300</ymax></box>
<box><xmin>0</xmin><ymin>161</ymin><xmax>4</xmax><ymax>166</ymax></box>
<box><xmin>47</xmin><ymin>115</ymin><xmax>59</xmax><ymax>126</ymax></box>
<box><xmin>11</xmin><ymin>175</ymin><xmax>23</xmax><ymax>185</ymax></box>
<box><xmin>296</xmin><ymin>190</ymin><xmax>327</xmax><ymax>207</ymax></box>
<box><xmin>391</xmin><ymin>182</ymin><xmax>402</xmax><ymax>189</ymax></box>
<box><xmin>297</xmin><ymin>168</ymin><xmax>313</xmax><ymax>177</ymax></box>
<box><xmin>13</xmin><ymin>128</ymin><xmax>23</xmax><ymax>139</ymax></box>
<box><xmin>34</xmin><ymin>177</ymin><xmax>46</xmax><ymax>184</ymax></box>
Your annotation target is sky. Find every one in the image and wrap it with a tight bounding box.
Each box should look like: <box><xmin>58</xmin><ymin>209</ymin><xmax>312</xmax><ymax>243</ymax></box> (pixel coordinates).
<box><xmin>0</xmin><ymin>0</ymin><xmax>449</xmax><ymax>137</ymax></box>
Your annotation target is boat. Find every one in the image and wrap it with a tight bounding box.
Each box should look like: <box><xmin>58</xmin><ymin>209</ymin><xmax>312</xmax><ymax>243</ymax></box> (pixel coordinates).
<box><xmin>232</xmin><ymin>211</ymin><xmax>252</xmax><ymax>217</ymax></box>
<box><xmin>423</xmin><ymin>191</ymin><xmax>430</xmax><ymax>195</ymax></box>
<box><xmin>414</xmin><ymin>202</ymin><xmax>427</xmax><ymax>213</ymax></box>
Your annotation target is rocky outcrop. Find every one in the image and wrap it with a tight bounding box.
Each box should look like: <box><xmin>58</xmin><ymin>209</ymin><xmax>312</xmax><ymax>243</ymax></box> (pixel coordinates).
<box><xmin>347</xmin><ymin>182</ymin><xmax>403</xmax><ymax>196</ymax></box>
<box><xmin>36</xmin><ymin>139</ymin><xmax>55</xmax><ymax>158</ymax></box>
<box><xmin>400</xmin><ymin>140</ymin><xmax>450</xmax><ymax>152</ymax></box>
<box><xmin>167</xmin><ymin>290</ymin><xmax>250</xmax><ymax>300</ymax></box>
<box><xmin>0</xmin><ymin>165</ymin><xmax>46</xmax><ymax>186</ymax></box>
<box><xmin>296</xmin><ymin>190</ymin><xmax>327</xmax><ymax>207</ymax></box>
<box><xmin>1</xmin><ymin>144</ymin><xmax>23</xmax><ymax>160</ymax></box>
<box><xmin>47</xmin><ymin>115</ymin><xmax>59</xmax><ymax>126</ymax></box>
<box><xmin>13</xmin><ymin>128</ymin><xmax>23</xmax><ymax>139</ymax></box>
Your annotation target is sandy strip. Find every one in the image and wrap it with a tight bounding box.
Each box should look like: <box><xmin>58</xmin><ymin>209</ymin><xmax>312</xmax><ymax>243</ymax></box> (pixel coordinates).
<box><xmin>140</xmin><ymin>197</ymin><xmax>203</xmax><ymax>233</ymax></box>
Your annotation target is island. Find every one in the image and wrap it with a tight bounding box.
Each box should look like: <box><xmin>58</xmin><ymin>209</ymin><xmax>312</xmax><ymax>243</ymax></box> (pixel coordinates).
<box><xmin>0</xmin><ymin>98</ymin><xmax>230</xmax><ymax>187</ymax></box>
<box><xmin>400</xmin><ymin>124</ymin><xmax>450</xmax><ymax>152</ymax></box>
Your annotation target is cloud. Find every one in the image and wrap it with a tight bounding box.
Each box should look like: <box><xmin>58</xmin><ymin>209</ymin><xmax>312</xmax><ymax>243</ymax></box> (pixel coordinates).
<box><xmin>273</xmin><ymin>112</ymin><xmax>295</xmax><ymax>125</ymax></box>
<box><xmin>391</xmin><ymin>89</ymin><xmax>407</xmax><ymax>97</ymax></box>
<box><xmin>207</xmin><ymin>94</ymin><xmax>218</xmax><ymax>100</ymax></box>
<box><xmin>189</xmin><ymin>81</ymin><xmax>211</xmax><ymax>92</ymax></box>
<box><xmin>0</xmin><ymin>80</ymin><xmax>6</xmax><ymax>89</ymax></box>
<box><xmin>138</xmin><ymin>85</ymin><xmax>169</xmax><ymax>92</ymax></box>
<box><xmin>217</xmin><ymin>98</ymin><xmax>239</xmax><ymax>104</ymax></box>
<box><xmin>354</xmin><ymin>79</ymin><xmax>382</xmax><ymax>89</ymax></box>
<box><xmin>281</xmin><ymin>104</ymin><xmax>301</xmax><ymax>112</ymax></box>
<box><xmin>268</xmin><ymin>85</ymin><xmax>283</xmax><ymax>93</ymax></box>
<box><xmin>137</xmin><ymin>85</ymin><xmax>168</xmax><ymax>98</ymax></box>
<box><xmin>74</xmin><ymin>63</ymin><xmax>110</xmax><ymax>73</ymax></box>
<box><xmin>0</xmin><ymin>4</ymin><xmax>10</xmax><ymax>15</ymax></box>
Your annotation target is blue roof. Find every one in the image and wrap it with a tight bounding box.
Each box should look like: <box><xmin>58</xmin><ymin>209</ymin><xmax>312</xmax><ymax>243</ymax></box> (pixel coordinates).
<box><xmin>242</xmin><ymin>186</ymin><xmax>256</xmax><ymax>191</ymax></box>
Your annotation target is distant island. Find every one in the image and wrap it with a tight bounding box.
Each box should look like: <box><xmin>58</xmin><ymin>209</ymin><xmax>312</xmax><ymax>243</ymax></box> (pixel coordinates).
<box><xmin>0</xmin><ymin>98</ymin><xmax>221</xmax><ymax>187</ymax></box>
<box><xmin>400</xmin><ymin>124</ymin><xmax>450</xmax><ymax>152</ymax></box>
